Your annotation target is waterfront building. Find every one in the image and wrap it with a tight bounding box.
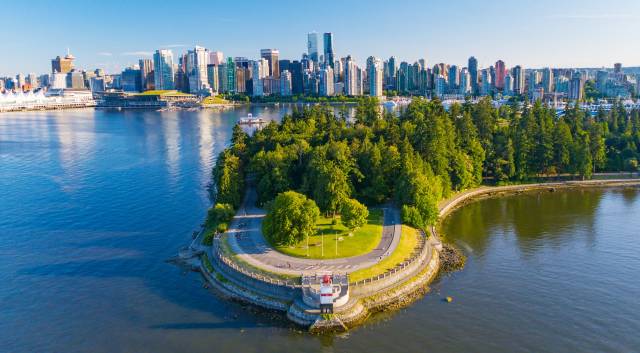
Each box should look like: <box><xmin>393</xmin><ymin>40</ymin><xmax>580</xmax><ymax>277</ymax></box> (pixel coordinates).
<box><xmin>50</xmin><ymin>73</ymin><xmax>67</xmax><ymax>89</ymax></box>
<box><xmin>186</xmin><ymin>46</ymin><xmax>209</xmax><ymax>94</ymax></box>
<box><xmin>217</xmin><ymin>64</ymin><xmax>228</xmax><ymax>93</ymax></box>
<box><xmin>89</xmin><ymin>76</ymin><xmax>106</xmax><ymax>92</ymax></box>
<box><xmin>26</xmin><ymin>73</ymin><xmax>38</xmax><ymax>89</ymax></box>
<box><xmin>366</xmin><ymin>56</ymin><xmax>384</xmax><ymax>97</ymax></box>
<box><xmin>495</xmin><ymin>60</ymin><xmax>506</xmax><ymax>90</ymax></box>
<box><xmin>307</xmin><ymin>32</ymin><xmax>320</xmax><ymax>63</ymax></box>
<box><xmin>252</xmin><ymin>59</ymin><xmax>267</xmax><ymax>96</ymax></box>
<box><xmin>235</xmin><ymin>67</ymin><xmax>246</xmax><ymax>94</ymax></box>
<box><xmin>121</xmin><ymin>67</ymin><xmax>142</xmax><ymax>92</ymax></box>
<box><xmin>153</xmin><ymin>49</ymin><xmax>175</xmax><ymax>90</ymax></box>
<box><xmin>260</xmin><ymin>49</ymin><xmax>280</xmax><ymax>78</ymax></box>
<box><xmin>280</xmin><ymin>70</ymin><xmax>292</xmax><ymax>96</ymax></box>
<box><xmin>512</xmin><ymin>65</ymin><xmax>525</xmax><ymax>95</ymax></box>
<box><xmin>139</xmin><ymin>59</ymin><xmax>154</xmax><ymax>90</ymax></box>
<box><xmin>468</xmin><ymin>56</ymin><xmax>478</xmax><ymax>95</ymax></box>
<box><xmin>67</xmin><ymin>71</ymin><xmax>85</xmax><ymax>89</ymax></box>
<box><xmin>323</xmin><ymin>33</ymin><xmax>334</xmax><ymax>68</ymax></box>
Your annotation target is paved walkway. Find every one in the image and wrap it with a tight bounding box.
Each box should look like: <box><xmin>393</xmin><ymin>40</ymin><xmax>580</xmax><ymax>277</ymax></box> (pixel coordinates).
<box><xmin>223</xmin><ymin>189</ymin><xmax>402</xmax><ymax>275</ymax></box>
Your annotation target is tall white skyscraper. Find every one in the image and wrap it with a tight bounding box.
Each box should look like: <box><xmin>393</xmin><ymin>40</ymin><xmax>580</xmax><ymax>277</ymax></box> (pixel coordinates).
<box><xmin>367</xmin><ymin>56</ymin><xmax>383</xmax><ymax>97</ymax></box>
<box><xmin>153</xmin><ymin>49</ymin><xmax>175</xmax><ymax>90</ymax></box>
<box><xmin>187</xmin><ymin>46</ymin><xmax>209</xmax><ymax>93</ymax></box>
<box><xmin>307</xmin><ymin>32</ymin><xmax>320</xmax><ymax>63</ymax></box>
<box><xmin>459</xmin><ymin>68</ymin><xmax>470</xmax><ymax>95</ymax></box>
<box><xmin>252</xmin><ymin>58</ymin><xmax>269</xmax><ymax>96</ymax></box>
<box><xmin>319</xmin><ymin>67</ymin><xmax>334</xmax><ymax>96</ymax></box>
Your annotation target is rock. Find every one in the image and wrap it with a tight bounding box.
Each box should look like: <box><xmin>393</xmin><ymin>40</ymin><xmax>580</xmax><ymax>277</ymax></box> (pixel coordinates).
<box><xmin>439</xmin><ymin>243</ymin><xmax>466</xmax><ymax>273</ymax></box>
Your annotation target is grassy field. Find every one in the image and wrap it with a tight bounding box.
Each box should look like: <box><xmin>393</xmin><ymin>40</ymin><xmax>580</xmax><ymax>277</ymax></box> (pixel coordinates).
<box><xmin>348</xmin><ymin>225</ymin><xmax>421</xmax><ymax>283</ymax></box>
<box><xmin>201</xmin><ymin>96</ymin><xmax>231</xmax><ymax>105</ymax></box>
<box><xmin>274</xmin><ymin>209</ymin><xmax>383</xmax><ymax>259</ymax></box>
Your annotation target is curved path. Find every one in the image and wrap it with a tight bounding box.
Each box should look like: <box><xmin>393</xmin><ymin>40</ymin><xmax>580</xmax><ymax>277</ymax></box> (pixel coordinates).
<box><xmin>223</xmin><ymin>189</ymin><xmax>401</xmax><ymax>275</ymax></box>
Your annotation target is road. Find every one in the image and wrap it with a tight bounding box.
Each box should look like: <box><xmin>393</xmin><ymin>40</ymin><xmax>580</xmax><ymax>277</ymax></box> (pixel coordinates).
<box><xmin>223</xmin><ymin>188</ymin><xmax>401</xmax><ymax>275</ymax></box>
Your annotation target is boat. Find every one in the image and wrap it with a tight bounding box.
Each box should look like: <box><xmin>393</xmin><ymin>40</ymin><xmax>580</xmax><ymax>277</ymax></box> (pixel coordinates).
<box><xmin>238</xmin><ymin>113</ymin><xmax>266</xmax><ymax>125</ymax></box>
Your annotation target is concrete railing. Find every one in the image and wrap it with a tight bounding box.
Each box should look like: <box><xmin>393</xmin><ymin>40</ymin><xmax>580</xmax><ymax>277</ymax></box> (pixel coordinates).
<box><xmin>211</xmin><ymin>238</ymin><xmax>302</xmax><ymax>300</ymax></box>
<box><xmin>349</xmin><ymin>229</ymin><xmax>433</xmax><ymax>297</ymax></box>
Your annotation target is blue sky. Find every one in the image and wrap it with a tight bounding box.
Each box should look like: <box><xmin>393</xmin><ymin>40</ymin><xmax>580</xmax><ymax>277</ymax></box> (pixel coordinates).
<box><xmin>2</xmin><ymin>0</ymin><xmax>640</xmax><ymax>76</ymax></box>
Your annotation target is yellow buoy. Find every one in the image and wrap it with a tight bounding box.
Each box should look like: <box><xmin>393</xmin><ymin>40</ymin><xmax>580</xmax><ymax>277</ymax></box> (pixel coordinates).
<box><xmin>445</xmin><ymin>296</ymin><xmax>453</xmax><ymax>303</ymax></box>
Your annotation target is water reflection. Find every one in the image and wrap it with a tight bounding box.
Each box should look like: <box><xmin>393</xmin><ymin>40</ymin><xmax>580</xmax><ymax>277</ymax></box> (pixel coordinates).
<box><xmin>441</xmin><ymin>189</ymin><xmax>607</xmax><ymax>255</ymax></box>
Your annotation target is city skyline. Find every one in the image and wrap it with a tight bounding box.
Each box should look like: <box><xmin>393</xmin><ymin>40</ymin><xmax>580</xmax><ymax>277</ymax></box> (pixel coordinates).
<box><xmin>2</xmin><ymin>0</ymin><xmax>640</xmax><ymax>76</ymax></box>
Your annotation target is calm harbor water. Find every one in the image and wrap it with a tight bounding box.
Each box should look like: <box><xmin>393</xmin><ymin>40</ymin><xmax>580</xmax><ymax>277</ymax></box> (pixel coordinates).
<box><xmin>1</xmin><ymin>107</ymin><xmax>639</xmax><ymax>352</ymax></box>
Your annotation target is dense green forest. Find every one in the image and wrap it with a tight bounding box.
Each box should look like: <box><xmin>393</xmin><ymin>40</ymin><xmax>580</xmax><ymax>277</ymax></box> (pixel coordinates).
<box><xmin>212</xmin><ymin>97</ymin><xmax>640</xmax><ymax>230</ymax></box>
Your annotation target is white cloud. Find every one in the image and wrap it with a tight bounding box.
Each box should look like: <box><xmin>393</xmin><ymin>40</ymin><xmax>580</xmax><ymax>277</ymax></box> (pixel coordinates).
<box><xmin>97</xmin><ymin>52</ymin><xmax>113</xmax><ymax>56</ymax></box>
<box><xmin>121</xmin><ymin>51</ymin><xmax>153</xmax><ymax>56</ymax></box>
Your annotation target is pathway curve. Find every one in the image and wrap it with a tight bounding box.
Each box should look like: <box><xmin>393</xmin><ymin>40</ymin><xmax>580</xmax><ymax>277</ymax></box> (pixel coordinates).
<box><xmin>223</xmin><ymin>189</ymin><xmax>401</xmax><ymax>275</ymax></box>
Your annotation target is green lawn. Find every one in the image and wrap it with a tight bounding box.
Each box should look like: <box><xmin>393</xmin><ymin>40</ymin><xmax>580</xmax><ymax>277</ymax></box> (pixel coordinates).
<box><xmin>274</xmin><ymin>209</ymin><xmax>383</xmax><ymax>259</ymax></box>
<box><xmin>348</xmin><ymin>225</ymin><xmax>421</xmax><ymax>283</ymax></box>
<box><xmin>201</xmin><ymin>96</ymin><xmax>230</xmax><ymax>105</ymax></box>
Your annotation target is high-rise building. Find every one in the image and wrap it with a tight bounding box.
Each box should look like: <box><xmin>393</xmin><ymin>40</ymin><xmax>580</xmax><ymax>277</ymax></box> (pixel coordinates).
<box><xmin>459</xmin><ymin>68</ymin><xmax>470</xmax><ymax>95</ymax></box>
<box><xmin>226</xmin><ymin>57</ymin><xmax>236</xmax><ymax>93</ymax></box>
<box><xmin>319</xmin><ymin>67</ymin><xmax>334</xmax><ymax>96</ymax></box>
<box><xmin>121</xmin><ymin>67</ymin><xmax>142</xmax><ymax>92</ymax></box>
<box><xmin>503</xmin><ymin>74</ymin><xmax>514</xmax><ymax>96</ymax></box>
<box><xmin>481</xmin><ymin>69</ymin><xmax>492</xmax><ymax>96</ymax></box>
<box><xmin>289</xmin><ymin>60</ymin><xmax>304</xmax><ymax>95</ymax></box>
<box><xmin>153</xmin><ymin>49</ymin><xmax>175</xmax><ymax>90</ymax></box>
<box><xmin>209</xmin><ymin>51</ymin><xmax>224</xmax><ymax>66</ymax></box>
<box><xmin>344</xmin><ymin>56</ymin><xmax>361</xmax><ymax>96</ymax></box>
<box><xmin>495</xmin><ymin>60</ymin><xmax>506</xmax><ymax>90</ymax></box>
<box><xmin>366</xmin><ymin>56</ymin><xmax>384</xmax><ymax>97</ymax></box>
<box><xmin>67</xmin><ymin>71</ymin><xmax>85</xmax><ymax>89</ymax></box>
<box><xmin>528</xmin><ymin>70</ymin><xmax>540</xmax><ymax>94</ymax></box>
<box><xmin>280</xmin><ymin>70</ymin><xmax>292</xmax><ymax>96</ymax></box>
<box><xmin>614</xmin><ymin>63</ymin><xmax>622</xmax><ymax>74</ymax></box>
<box><xmin>51</xmin><ymin>51</ymin><xmax>75</xmax><ymax>74</ymax></box>
<box><xmin>260</xmin><ymin>49</ymin><xmax>280</xmax><ymax>78</ymax></box>
<box><xmin>252</xmin><ymin>58</ymin><xmax>268</xmax><ymax>96</ymax></box>
<box><xmin>186</xmin><ymin>46</ymin><xmax>209</xmax><ymax>93</ymax></box>
<box><xmin>569</xmin><ymin>72</ymin><xmax>584</xmax><ymax>101</ymax></box>
<box><xmin>541</xmin><ymin>67</ymin><xmax>554</xmax><ymax>94</ymax></box>
<box><xmin>323</xmin><ymin>33</ymin><xmax>334</xmax><ymax>68</ymax></box>
<box><xmin>434</xmin><ymin>75</ymin><xmax>446</xmax><ymax>98</ymax></box>
<box><xmin>307</xmin><ymin>32</ymin><xmax>320</xmax><ymax>63</ymax></box>
<box><xmin>206</xmin><ymin>64</ymin><xmax>219</xmax><ymax>93</ymax></box>
<box><xmin>512</xmin><ymin>65</ymin><xmax>525</xmax><ymax>95</ymax></box>
<box><xmin>468</xmin><ymin>56</ymin><xmax>478</xmax><ymax>95</ymax></box>
<box><xmin>139</xmin><ymin>59</ymin><xmax>154</xmax><ymax>91</ymax></box>
<box><xmin>448</xmin><ymin>65</ymin><xmax>460</xmax><ymax>91</ymax></box>
<box><xmin>596</xmin><ymin>70</ymin><xmax>608</xmax><ymax>93</ymax></box>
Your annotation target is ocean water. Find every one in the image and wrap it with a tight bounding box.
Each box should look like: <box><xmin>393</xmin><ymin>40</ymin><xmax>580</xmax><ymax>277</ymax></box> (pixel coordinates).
<box><xmin>1</xmin><ymin>108</ymin><xmax>638</xmax><ymax>352</ymax></box>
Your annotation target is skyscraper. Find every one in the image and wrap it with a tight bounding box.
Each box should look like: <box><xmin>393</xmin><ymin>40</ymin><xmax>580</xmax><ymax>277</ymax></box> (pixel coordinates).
<box><xmin>307</xmin><ymin>32</ymin><xmax>320</xmax><ymax>63</ymax></box>
<box><xmin>468</xmin><ymin>56</ymin><xmax>478</xmax><ymax>95</ymax></box>
<box><xmin>139</xmin><ymin>58</ymin><xmax>154</xmax><ymax>91</ymax></box>
<box><xmin>323</xmin><ymin>33</ymin><xmax>334</xmax><ymax>68</ymax></box>
<box><xmin>319</xmin><ymin>67</ymin><xmax>334</xmax><ymax>96</ymax></box>
<box><xmin>289</xmin><ymin>60</ymin><xmax>304</xmax><ymax>95</ymax></box>
<box><xmin>51</xmin><ymin>52</ymin><xmax>75</xmax><ymax>74</ymax></box>
<box><xmin>260</xmin><ymin>49</ymin><xmax>280</xmax><ymax>78</ymax></box>
<box><xmin>208</xmin><ymin>51</ymin><xmax>224</xmax><ymax>66</ymax></box>
<box><xmin>252</xmin><ymin>58</ymin><xmax>268</xmax><ymax>96</ymax></box>
<box><xmin>153</xmin><ymin>49</ymin><xmax>175</xmax><ymax>90</ymax></box>
<box><xmin>495</xmin><ymin>60</ymin><xmax>506</xmax><ymax>90</ymax></box>
<box><xmin>280</xmin><ymin>70</ymin><xmax>292</xmax><ymax>96</ymax></box>
<box><xmin>366</xmin><ymin>56</ymin><xmax>384</xmax><ymax>97</ymax></box>
<box><xmin>459</xmin><ymin>68</ymin><xmax>470</xmax><ymax>95</ymax></box>
<box><xmin>512</xmin><ymin>65</ymin><xmax>525</xmax><ymax>95</ymax></box>
<box><xmin>226</xmin><ymin>57</ymin><xmax>236</xmax><ymax>93</ymax></box>
<box><xmin>542</xmin><ymin>67</ymin><xmax>554</xmax><ymax>94</ymax></box>
<box><xmin>448</xmin><ymin>65</ymin><xmax>460</xmax><ymax>91</ymax></box>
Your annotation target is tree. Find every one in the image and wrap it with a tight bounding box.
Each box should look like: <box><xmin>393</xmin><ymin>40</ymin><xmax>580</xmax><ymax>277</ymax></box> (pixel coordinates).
<box><xmin>262</xmin><ymin>191</ymin><xmax>320</xmax><ymax>246</ymax></box>
<box><xmin>206</xmin><ymin>203</ymin><xmax>235</xmax><ymax>233</ymax></box>
<box><xmin>213</xmin><ymin>150</ymin><xmax>244</xmax><ymax>208</ymax></box>
<box><xmin>341</xmin><ymin>198</ymin><xmax>369</xmax><ymax>231</ymax></box>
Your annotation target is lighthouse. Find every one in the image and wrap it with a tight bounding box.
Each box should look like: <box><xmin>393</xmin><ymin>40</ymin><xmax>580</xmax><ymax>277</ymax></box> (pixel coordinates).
<box><xmin>319</xmin><ymin>274</ymin><xmax>334</xmax><ymax>314</ymax></box>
